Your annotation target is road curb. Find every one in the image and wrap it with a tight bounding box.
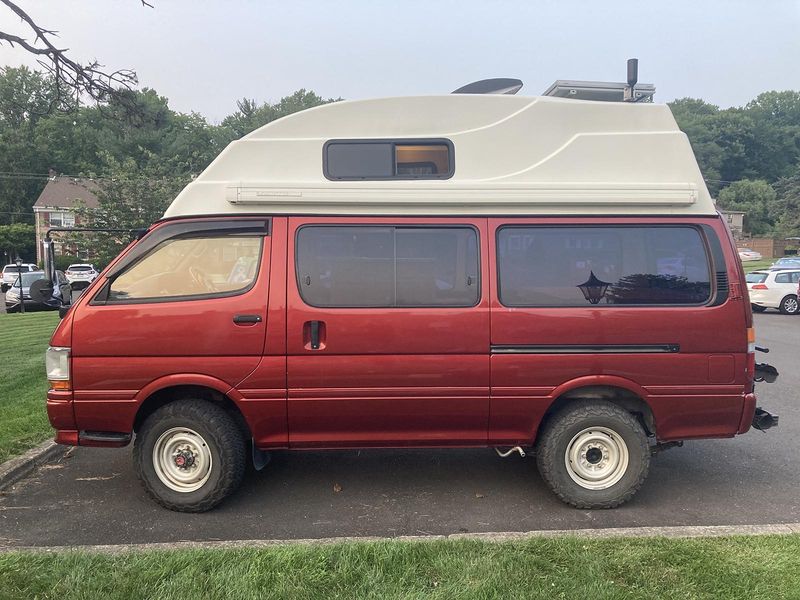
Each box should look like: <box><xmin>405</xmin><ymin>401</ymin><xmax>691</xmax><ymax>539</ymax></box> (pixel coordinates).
<box><xmin>2</xmin><ymin>523</ymin><xmax>799</xmax><ymax>554</ymax></box>
<box><xmin>0</xmin><ymin>440</ymin><xmax>66</xmax><ymax>492</ymax></box>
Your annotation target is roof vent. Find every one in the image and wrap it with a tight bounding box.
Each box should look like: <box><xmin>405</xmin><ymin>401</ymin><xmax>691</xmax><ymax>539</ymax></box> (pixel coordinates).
<box><xmin>452</xmin><ymin>78</ymin><xmax>523</xmax><ymax>95</ymax></box>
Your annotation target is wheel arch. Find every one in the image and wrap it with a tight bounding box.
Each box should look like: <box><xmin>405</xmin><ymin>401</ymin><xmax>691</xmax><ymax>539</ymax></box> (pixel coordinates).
<box><xmin>537</xmin><ymin>376</ymin><xmax>656</xmax><ymax>439</ymax></box>
<box><xmin>133</xmin><ymin>376</ymin><xmax>252</xmax><ymax>442</ymax></box>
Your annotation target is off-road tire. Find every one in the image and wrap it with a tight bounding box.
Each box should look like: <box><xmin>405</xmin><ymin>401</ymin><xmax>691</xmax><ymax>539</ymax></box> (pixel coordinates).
<box><xmin>133</xmin><ymin>399</ymin><xmax>246</xmax><ymax>512</ymax></box>
<box><xmin>779</xmin><ymin>295</ymin><xmax>799</xmax><ymax>315</ymax></box>
<box><xmin>536</xmin><ymin>401</ymin><xmax>650</xmax><ymax>509</ymax></box>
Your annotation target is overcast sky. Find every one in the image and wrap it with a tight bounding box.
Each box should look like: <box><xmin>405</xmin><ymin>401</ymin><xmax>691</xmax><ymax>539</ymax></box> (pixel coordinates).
<box><xmin>2</xmin><ymin>0</ymin><xmax>800</xmax><ymax>122</ymax></box>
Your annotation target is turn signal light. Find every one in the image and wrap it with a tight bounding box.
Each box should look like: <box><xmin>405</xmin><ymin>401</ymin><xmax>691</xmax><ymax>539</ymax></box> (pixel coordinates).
<box><xmin>49</xmin><ymin>380</ymin><xmax>71</xmax><ymax>391</ymax></box>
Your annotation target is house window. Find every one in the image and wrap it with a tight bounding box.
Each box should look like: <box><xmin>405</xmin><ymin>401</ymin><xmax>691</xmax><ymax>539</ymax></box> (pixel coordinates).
<box><xmin>49</xmin><ymin>212</ymin><xmax>75</xmax><ymax>227</ymax></box>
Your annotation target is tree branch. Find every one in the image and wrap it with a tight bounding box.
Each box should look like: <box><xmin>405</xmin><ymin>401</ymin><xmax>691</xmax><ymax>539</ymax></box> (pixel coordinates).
<box><xmin>0</xmin><ymin>0</ymin><xmax>142</xmax><ymax>111</ymax></box>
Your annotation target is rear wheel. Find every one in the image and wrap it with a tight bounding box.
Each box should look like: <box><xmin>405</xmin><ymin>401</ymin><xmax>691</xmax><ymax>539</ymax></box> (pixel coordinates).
<box><xmin>779</xmin><ymin>295</ymin><xmax>799</xmax><ymax>315</ymax></box>
<box><xmin>751</xmin><ymin>304</ymin><xmax>767</xmax><ymax>313</ymax></box>
<box><xmin>536</xmin><ymin>401</ymin><xmax>650</xmax><ymax>509</ymax></box>
<box><xmin>133</xmin><ymin>399</ymin><xmax>246</xmax><ymax>512</ymax></box>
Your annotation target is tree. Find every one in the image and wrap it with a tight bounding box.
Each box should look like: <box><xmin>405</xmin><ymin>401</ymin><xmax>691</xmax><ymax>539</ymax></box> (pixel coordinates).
<box><xmin>74</xmin><ymin>154</ymin><xmax>190</xmax><ymax>267</ymax></box>
<box><xmin>772</xmin><ymin>175</ymin><xmax>800</xmax><ymax>238</ymax></box>
<box><xmin>717</xmin><ymin>179</ymin><xmax>777</xmax><ymax>236</ymax></box>
<box><xmin>0</xmin><ymin>223</ymin><xmax>35</xmax><ymax>261</ymax></box>
<box><xmin>220</xmin><ymin>90</ymin><xmax>340</xmax><ymax>140</ymax></box>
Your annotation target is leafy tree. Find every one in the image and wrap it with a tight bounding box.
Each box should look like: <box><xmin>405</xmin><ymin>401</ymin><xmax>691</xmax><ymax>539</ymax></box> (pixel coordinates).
<box><xmin>75</xmin><ymin>154</ymin><xmax>191</xmax><ymax>266</ymax></box>
<box><xmin>0</xmin><ymin>223</ymin><xmax>35</xmax><ymax>262</ymax></box>
<box><xmin>717</xmin><ymin>179</ymin><xmax>777</xmax><ymax>236</ymax></box>
<box><xmin>220</xmin><ymin>90</ymin><xmax>339</xmax><ymax>140</ymax></box>
<box><xmin>772</xmin><ymin>175</ymin><xmax>800</xmax><ymax>238</ymax></box>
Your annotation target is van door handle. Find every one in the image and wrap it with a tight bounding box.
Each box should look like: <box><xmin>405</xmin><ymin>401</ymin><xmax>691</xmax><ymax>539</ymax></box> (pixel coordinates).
<box><xmin>233</xmin><ymin>314</ymin><xmax>262</xmax><ymax>325</ymax></box>
<box><xmin>309</xmin><ymin>320</ymin><xmax>321</xmax><ymax>350</ymax></box>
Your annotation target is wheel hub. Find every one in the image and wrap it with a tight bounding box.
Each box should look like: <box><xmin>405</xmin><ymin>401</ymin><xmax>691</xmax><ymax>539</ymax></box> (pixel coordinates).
<box><xmin>152</xmin><ymin>428</ymin><xmax>213</xmax><ymax>493</ymax></box>
<box><xmin>565</xmin><ymin>427</ymin><xmax>630</xmax><ymax>490</ymax></box>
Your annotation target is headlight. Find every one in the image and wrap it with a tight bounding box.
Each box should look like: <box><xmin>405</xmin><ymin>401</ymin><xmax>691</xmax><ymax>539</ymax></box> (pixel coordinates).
<box><xmin>46</xmin><ymin>346</ymin><xmax>71</xmax><ymax>390</ymax></box>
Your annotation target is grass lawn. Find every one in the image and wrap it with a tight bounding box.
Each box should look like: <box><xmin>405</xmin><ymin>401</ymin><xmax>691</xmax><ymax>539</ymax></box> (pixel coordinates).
<box><xmin>742</xmin><ymin>259</ymin><xmax>774</xmax><ymax>273</ymax></box>
<box><xmin>0</xmin><ymin>311</ymin><xmax>59</xmax><ymax>463</ymax></box>
<box><xmin>1</xmin><ymin>535</ymin><xmax>800</xmax><ymax>599</ymax></box>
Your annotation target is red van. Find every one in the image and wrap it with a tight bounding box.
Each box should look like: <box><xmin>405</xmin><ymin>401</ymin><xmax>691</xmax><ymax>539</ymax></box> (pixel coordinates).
<box><xmin>41</xmin><ymin>91</ymin><xmax>778</xmax><ymax>512</ymax></box>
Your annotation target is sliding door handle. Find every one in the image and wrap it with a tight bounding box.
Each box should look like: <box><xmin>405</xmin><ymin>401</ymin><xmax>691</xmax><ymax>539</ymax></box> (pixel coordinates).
<box><xmin>233</xmin><ymin>314</ymin><xmax>262</xmax><ymax>325</ymax></box>
<box><xmin>310</xmin><ymin>320</ymin><xmax>320</xmax><ymax>350</ymax></box>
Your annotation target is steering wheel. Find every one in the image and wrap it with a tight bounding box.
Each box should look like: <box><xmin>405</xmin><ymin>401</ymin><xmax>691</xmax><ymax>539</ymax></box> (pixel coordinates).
<box><xmin>188</xmin><ymin>266</ymin><xmax>218</xmax><ymax>293</ymax></box>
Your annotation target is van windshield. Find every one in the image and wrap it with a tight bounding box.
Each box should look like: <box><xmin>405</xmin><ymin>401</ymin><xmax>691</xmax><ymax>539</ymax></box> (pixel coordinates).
<box><xmin>746</xmin><ymin>272</ymin><xmax>768</xmax><ymax>283</ymax></box>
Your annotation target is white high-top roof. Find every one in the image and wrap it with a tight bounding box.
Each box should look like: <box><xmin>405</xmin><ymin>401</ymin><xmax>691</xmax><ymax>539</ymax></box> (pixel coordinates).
<box><xmin>164</xmin><ymin>95</ymin><xmax>715</xmax><ymax>218</ymax></box>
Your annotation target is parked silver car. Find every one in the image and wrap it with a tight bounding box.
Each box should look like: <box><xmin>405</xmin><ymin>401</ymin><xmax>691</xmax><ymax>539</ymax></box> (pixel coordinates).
<box><xmin>4</xmin><ymin>270</ymin><xmax>68</xmax><ymax>312</ymax></box>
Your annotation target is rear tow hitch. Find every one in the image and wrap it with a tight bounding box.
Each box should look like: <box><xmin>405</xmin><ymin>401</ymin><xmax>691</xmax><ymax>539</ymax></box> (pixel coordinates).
<box><xmin>752</xmin><ymin>408</ymin><xmax>779</xmax><ymax>431</ymax></box>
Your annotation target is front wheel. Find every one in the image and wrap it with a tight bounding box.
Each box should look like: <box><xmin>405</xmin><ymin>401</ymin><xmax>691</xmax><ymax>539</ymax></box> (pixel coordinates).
<box><xmin>536</xmin><ymin>401</ymin><xmax>650</xmax><ymax>509</ymax></box>
<box><xmin>779</xmin><ymin>295</ymin><xmax>799</xmax><ymax>315</ymax></box>
<box><xmin>133</xmin><ymin>399</ymin><xmax>246</xmax><ymax>512</ymax></box>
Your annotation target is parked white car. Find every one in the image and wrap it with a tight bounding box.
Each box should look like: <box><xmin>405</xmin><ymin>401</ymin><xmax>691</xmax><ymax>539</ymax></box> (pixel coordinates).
<box><xmin>738</xmin><ymin>248</ymin><xmax>763</xmax><ymax>262</ymax></box>
<box><xmin>65</xmin><ymin>263</ymin><xmax>98</xmax><ymax>287</ymax></box>
<box><xmin>746</xmin><ymin>269</ymin><xmax>800</xmax><ymax>314</ymax></box>
<box><xmin>2</xmin><ymin>263</ymin><xmax>38</xmax><ymax>291</ymax></box>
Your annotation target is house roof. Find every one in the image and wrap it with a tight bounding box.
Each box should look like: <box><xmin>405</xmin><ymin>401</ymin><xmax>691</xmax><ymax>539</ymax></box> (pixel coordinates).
<box><xmin>33</xmin><ymin>177</ymin><xmax>100</xmax><ymax>210</ymax></box>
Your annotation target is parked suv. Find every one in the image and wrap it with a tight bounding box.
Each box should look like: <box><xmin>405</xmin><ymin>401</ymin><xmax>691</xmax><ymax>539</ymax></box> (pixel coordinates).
<box><xmin>746</xmin><ymin>270</ymin><xmax>800</xmax><ymax>314</ymax></box>
<box><xmin>1</xmin><ymin>263</ymin><xmax>37</xmax><ymax>292</ymax></box>
<box><xmin>65</xmin><ymin>264</ymin><xmax>98</xmax><ymax>289</ymax></box>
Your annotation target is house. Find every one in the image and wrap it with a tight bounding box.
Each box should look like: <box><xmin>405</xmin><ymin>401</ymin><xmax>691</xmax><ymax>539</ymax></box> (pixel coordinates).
<box><xmin>32</xmin><ymin>176</ymin><xmax>100</xmax><ymax>264</ymax></box>
<box><xmin>719</xmin><ymin>210</ymin><xmax>745</xmax><ymax>239</ymax></box>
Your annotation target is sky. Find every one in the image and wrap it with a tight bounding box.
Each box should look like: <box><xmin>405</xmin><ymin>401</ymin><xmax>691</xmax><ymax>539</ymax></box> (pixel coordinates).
<box><xmin>2</xmin><ymin>0</ymin><xmax>800</xmax><ymax>123</ymax></box>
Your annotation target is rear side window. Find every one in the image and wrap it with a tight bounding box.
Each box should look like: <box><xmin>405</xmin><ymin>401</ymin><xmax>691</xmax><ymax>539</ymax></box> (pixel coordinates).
<box><xmin>296</xmin><ymin>226</ymin><xmax>479</xmax><ymax>307</ymax></box>
<box><xmin>324</xmin><ymin>140</ymin><xmax>453</xmax><ymax>180</ymax></box>
<box><xmin>497</xmin><ymin>226</ymin><xmax>712</xmax><ymax>306</ymax></box>
<box><xmin>108</xmin><ymin>236</ymin><xmax>262</xmax><ymax>301</ymax></box>
<box><xmin>746</xmin><ymin>272</ymin><xmax>768</xmax><ymax>283</ymax></box>
<box><xmin>774</xmin><ymin>272</ymin><xmax>800</xmax><ymax>284</ymax></box>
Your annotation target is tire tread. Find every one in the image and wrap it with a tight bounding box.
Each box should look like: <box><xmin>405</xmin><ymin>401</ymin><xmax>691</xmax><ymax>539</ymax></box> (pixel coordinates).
<box><xmin>536</xmin><ymin>401</ymin><xmax>649</xmax><ymax>509</ymax></box>
<box><xmin>133</xmin><ymin>399</ymin><xmax>246</xmax><ymax>512</ymax></box>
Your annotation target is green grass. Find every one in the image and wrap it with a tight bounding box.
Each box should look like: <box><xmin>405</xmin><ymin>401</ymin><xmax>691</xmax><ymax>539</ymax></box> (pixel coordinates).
<box><xmin>742</xmin><ymin>259</ymin><xmax>774</xmax><ymax>273</ymax></box>
<box><xmin>1</xmin><ymin>536</ymin><xmax>800</xmax><ymax>599</ymax></box>
<box><xmin>0</xmin><ymin>311</ymin><xmax>59</xmax><ymax>463</ymax></box>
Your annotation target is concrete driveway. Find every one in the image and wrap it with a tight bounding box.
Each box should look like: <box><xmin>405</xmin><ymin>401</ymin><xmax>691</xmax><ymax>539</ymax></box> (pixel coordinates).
<box><xmin>0</xmin><ymin>313</ymin><xmax>797</xmax><ymax>548</ymax></box>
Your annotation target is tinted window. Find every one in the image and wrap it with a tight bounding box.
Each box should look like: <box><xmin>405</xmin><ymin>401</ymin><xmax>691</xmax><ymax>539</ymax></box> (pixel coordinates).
<box><xmin>109</xmin><ymin>236</ymin><xmax>262</xmax><ymax>301</ymax></box>
<box><xmin>775</xmin><ymin>272</ymin><xmax>792</xmax><ymax>283</ymax></box>
<box><xmin>325</xmin><ymin>140</ymin><xmax>452</xmax><ymax>180</ymax></box>
<box><xmin>296</xmin><ymin>226</ymin><xmax>479</xmax><ymax>307</ymax></box>
<box><xmin>746</xmin><ymin>272</ymin><xmax>768</xmax><ymax>283</ymax></box>
<box><xmin>68</xmin><ymin>265</ymin><xmax>94</xmax><ymax>271</ymax></box>
<box><xmin>497</xmin><ymin>226</ymin><xmax>711</xmax><ymax>306</ymax></box>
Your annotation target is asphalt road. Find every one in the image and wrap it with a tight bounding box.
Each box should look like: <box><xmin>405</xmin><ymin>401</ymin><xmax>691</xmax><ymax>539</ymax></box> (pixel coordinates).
<box><xmin>1</xmin><ymin>312</ymin><xmax>797</xmax><ymax>548</ymax></box>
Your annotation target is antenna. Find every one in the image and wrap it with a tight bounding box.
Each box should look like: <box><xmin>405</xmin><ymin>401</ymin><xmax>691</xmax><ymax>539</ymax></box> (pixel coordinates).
<box><xmin>624</xmin><ymin>58</ymin><xmax>638</xmax><ymax>102</ymax></box>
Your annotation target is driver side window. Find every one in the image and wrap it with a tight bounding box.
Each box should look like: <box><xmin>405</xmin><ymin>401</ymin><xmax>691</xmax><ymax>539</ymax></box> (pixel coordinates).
<box><xmin>109</xmin><ymin>236</ymin><xmax>262</xmax><ymax>301</ymax></box>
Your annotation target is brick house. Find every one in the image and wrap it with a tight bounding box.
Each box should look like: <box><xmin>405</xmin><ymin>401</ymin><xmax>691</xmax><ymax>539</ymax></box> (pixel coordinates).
<box><xmin>32</xmin><ymin>176</ymin><xmax>100</xmax><ymax>264</ymax></box>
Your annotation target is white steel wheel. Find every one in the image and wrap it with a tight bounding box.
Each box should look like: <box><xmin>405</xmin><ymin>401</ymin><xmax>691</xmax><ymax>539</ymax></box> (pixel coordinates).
<box><xmin>564</xmin><ymin>426</ymin><xmax>630</xmax><ymax>490</ymax></box>
<box><xmin>152</xmin><ymin>427</ymin><xmax>213</xmax><ymax>493</ymax></box>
